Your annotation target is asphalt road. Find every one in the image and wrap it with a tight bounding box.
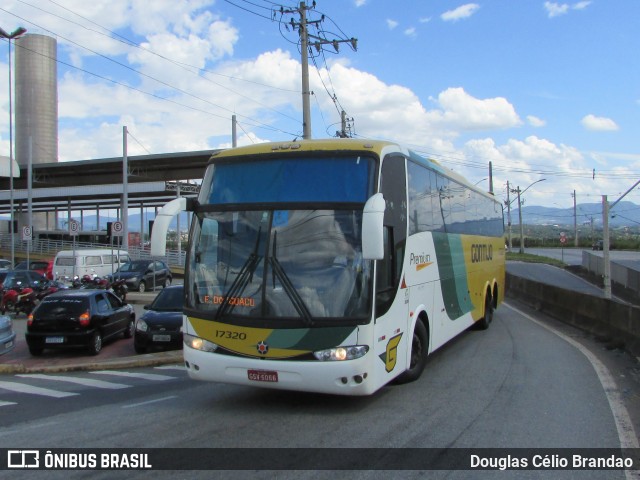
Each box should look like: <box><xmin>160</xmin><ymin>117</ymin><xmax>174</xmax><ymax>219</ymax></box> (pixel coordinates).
<box><xmin>1</xmin><ymin>300</ymin><xmax>638</xmax><ymax>479</ymax></box>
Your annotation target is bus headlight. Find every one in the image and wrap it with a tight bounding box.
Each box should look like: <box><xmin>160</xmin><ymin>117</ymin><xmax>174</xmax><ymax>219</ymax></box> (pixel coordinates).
<box><xmin>184</xmin><ymin>333</ymin><xmax>218</xmax><ymax>352</ymax></box>
<box><xmin>313</xmin><ymin>345</ymin><xmax>368</xmax><ymax>361</ymax></box>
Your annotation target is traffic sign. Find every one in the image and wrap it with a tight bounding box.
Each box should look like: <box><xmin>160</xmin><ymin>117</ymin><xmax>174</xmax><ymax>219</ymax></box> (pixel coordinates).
<box><xmin>560</xmin><ymin>232</ymin><xmax>567</xmax><ymax>244</ymax></box>
<box><xmin>112</xmin><ymin>220</ymin><xmax>124</xmax><ymax>237</ymax></box>
<box><xmin>22</xmin><ymin>225</ymin><xmax>32</xmax><ymax>241</ymax></box>
<box><xmin>69</xmin><ymin>219</ymin><xmax>80</xmax><ymax>236</ymax></box>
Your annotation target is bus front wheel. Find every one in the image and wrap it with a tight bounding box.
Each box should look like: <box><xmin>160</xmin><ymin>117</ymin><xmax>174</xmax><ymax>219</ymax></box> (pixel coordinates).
<box><xmin>395</xmin><ymin>319</ymin><xmax>429</xmax><ymax>384</ymax></box>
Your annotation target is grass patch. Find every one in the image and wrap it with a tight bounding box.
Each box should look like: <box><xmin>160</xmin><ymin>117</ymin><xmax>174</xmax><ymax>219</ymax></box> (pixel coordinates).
<box><xmin>506</xmin><ymin>252</ymin><xmax>566</xmax><ymax>267</ymax></box>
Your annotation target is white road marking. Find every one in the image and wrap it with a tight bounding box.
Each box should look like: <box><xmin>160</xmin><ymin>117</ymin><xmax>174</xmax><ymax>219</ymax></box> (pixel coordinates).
<box><xmin>504</xmin><ymin>303</ymin><xmax>640</xmax><ymax>461</ymax></box>
<box><xmin>122</xmin><ymin>395</ymin><xmax>178</xmax><ymax>409</ymax></box>
<box><xmin>0</xmin><ymin>381</ymin><xmax>78</xmax><ymax>398</ymax></box>
<box><xmin>0</xmin><ymin>401</ymin><xmax>17</xmax><ymax>407</ymax></box>
<box><xmin>90</xmin><ymin>370</ymin><xmax>174</xmax><ymax>381</ymax></box>
<box><xmin>17</xmin><ymin>374</ymin><xmax>131</xmax><ymax>390</ymax></box>
<box><xmin>154</xmin><ymin>365</ymin><xmax>185</xmax><ymax>371</ymax></box>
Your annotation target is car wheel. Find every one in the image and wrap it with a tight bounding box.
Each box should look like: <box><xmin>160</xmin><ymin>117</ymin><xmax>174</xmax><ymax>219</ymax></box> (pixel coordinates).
<box><xmin>28</xmin><ymin>344</ymin><xmax>44</xmax><ymax>356</ymax></box>
<box><xmin>164</xmin><ymin>277</ymin><xmax>172</xmax><ymax>288</ymax></box>
<box><xmin>88</xmin><ymin>331</ymin><xmax>103</xmax><ymax>356</ymax></box>
<box><xmin>124</xmin><ymin>318</ymin><xmax>134</xmax><ymax>339</ymax></box>
<box><xmin>138</xmin><ymin>281</ymin><xmax>146</xmax><ymax>293</ymax></box>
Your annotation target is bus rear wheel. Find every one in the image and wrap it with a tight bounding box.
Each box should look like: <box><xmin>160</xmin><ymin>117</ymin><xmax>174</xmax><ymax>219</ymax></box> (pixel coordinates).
<box><xmin>395</xmin><ymin>319</ymin><xmax>428</xmax><ymax>384</ymax></box>
<box><xmin>476</xmin><ymin>292</ymin><xmax>493</xmax><ymax>330</ymax></box>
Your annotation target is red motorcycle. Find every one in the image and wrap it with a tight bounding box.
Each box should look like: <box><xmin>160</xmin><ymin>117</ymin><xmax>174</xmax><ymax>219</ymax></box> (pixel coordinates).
<box><xmin>1</xmin><ymin>282</ymin><xmax>35</xmax><ymax>316</ymax></box>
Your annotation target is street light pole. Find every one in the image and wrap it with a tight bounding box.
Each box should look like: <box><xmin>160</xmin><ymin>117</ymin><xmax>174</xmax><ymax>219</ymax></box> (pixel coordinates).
<box><xmin>1</xmin><ymin>26</ymin><xmax>27</xmax><ymax>268</ymax></box>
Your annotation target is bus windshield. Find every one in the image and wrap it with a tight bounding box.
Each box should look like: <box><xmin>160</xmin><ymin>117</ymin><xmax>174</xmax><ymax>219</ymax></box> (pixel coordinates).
<box><xmin>186</xmin><ymin>154</ymin><xmax>376</xmax><ymax>325</ymax></box>
<box><xmin>188</xmin><ymin>209</ymin><xmax>372</xmax><ymax>324</ymax></box>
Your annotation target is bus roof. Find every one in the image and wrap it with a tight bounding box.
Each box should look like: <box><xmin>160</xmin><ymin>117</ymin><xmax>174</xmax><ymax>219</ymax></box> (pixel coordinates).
<box><xmin>209</xmin><ymin>138</ymin><xmax>497</xmax><ymax>203</ymax></box>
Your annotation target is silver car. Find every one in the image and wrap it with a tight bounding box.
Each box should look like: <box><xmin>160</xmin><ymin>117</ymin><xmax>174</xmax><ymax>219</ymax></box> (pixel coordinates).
<box><xmin>0</xmin><ymin>315</ymin><xmax>16</xmax><ymax>355</ymax></box>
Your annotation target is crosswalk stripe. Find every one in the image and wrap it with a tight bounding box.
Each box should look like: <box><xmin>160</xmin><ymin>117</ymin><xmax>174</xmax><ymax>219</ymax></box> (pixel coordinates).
<box><xmin>0</xmin><ymin>381</ymin><xmax>78</xmax><ymax>398</ymax></box>
<box><xmin>17</xmin><ymin>374</ymin><xmax>131</xmax><ymax>390</ymax></box>
<box><xmin>91</xmin><ymin>371</ymin><xmax>174</xmax><ymax>381</ymax></box>
<box><xmin>0</xmin><ymin>401</ymin><xmax>17</xmax><ymax>407</ymax></box>
<box><xmin>154</xmin><ymin>365</ymin><xmax>185</xmax><ymax>371</ymax></box>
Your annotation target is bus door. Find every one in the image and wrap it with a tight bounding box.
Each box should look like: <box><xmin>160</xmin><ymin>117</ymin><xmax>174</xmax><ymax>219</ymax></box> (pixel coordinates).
<box><xmin>374</xmin><ymin>154</ymin><xmax>409</xmax><ymax>381</ymax></box>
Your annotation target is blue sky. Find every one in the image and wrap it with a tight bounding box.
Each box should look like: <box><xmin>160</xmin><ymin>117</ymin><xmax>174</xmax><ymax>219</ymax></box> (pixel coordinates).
<box><xmin>1</xmin><ymin>0</ymin><xmax>639</xmax><ymax>212</ymax></box>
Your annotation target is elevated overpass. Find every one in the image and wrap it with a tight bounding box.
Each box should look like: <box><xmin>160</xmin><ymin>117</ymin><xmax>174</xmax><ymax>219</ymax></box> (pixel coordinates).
<box><xmin>0</xmin><ymin>149</ymin><xmax>217</xmax><ymax>215</ymax></box>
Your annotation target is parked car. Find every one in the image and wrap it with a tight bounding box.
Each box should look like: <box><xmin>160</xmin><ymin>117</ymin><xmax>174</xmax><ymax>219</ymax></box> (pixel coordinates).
<box><xmin>14</xmin><ymin>260</ymin><xmax>54</xmax><ymax>280</ymax></box>
<box><xmin>109</xmin><ymin>260</ymin><xmax>172</xmax><ymax>293</ymax></box>
<box><xmin>0</xmin><ymin>315</ymin><xmax>16</xmax><ymax>355</ymax></box>
<box><xmin>134</xmin><ymin>285</ymin><xmax>184</xmax><ymax>354</ymax></box>
<box><xmin>0</xmin><ymin>270</ymin><xmax>48</xmax><ymax>292</ymax></box>
<box><xmin>25</xmin><ymin>289</ymin><xmax>135</xmax><ymax>356</ymax></box>
<box><xmin>592</xmin><ymin>240</ymin><xmax>604</xmax><ymax>250</ymax></box>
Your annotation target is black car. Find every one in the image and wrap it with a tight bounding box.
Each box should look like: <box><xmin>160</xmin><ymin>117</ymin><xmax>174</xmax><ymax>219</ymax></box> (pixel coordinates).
<box><xmin>134</xmin><ymin>285</ymin><xmax>183</xmax><ymax>354</ymax></box>
<box><xmin>25</xmin><ymin>289</ymin><xmax>135</xmax><ymax>356</ymax></box>
<box><xmin>1</xmin><ymin>270</ymin><xmax>48</xmax><ymax>290</ymax></box>
<box><xmin>109</xmin><ymin>260</ymin><xmax>172</xmax><ymax>293</ymax></box>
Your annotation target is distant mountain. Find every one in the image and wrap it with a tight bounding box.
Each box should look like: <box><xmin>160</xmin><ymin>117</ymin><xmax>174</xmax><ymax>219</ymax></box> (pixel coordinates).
<box><xmin>511</xmin><ymin>201</ymin><xmax>640</xmax><ymax>227</ymax></box>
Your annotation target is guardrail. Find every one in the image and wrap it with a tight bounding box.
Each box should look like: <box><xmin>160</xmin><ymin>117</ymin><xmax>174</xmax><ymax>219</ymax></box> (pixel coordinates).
<box><xmin>0</xmin><ymin>233</ymin><xmax>186</xmax><ymax>274</ymax></box>
<box><xmin>506</xmin><ymin>272</ymin><xmax>640</xmax><ymax>357</ymax></box>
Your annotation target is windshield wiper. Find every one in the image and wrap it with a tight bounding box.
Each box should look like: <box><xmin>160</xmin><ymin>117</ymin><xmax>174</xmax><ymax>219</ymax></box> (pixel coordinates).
<box><xmin>215</xmin><ymin>227</ymin><xmax>262</xmax><ymax>320</ymax></box>
<box><xmin>269</xmin><ymin>231</ymin><xmax>314</xmax><ymax>326</ymax></box>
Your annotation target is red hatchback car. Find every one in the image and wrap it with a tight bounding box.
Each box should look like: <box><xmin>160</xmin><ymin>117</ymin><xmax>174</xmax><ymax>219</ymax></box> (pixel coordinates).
<box><xmin>14</xmin><ymin>260</ymin><xmax>54</xmax><ymax>280</ymax></box>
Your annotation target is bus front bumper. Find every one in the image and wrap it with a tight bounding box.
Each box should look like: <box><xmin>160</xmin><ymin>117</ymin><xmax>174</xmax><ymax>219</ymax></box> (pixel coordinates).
<box><xmin>183</xmin><ymin>346</ymin><xmax>378</xmax><ymax>396</ymax></box>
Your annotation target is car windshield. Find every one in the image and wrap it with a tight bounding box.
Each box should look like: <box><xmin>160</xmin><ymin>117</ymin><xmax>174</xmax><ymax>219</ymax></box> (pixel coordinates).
<box><xmin>118</xmin><ymin>261</ymin><xmax>149</xmax><ymax>273</ymax></box>
<box><xmin>150</xmin><ymin>287</ymin><xmax>184</xmax><ymax>311</ymax></box>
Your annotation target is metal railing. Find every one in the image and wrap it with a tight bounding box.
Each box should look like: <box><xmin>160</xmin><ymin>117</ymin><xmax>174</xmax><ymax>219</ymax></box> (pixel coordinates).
<box><xmin>0</xmin><ymin>233</ymin><xmax>186</xmax><ymax>272</ymax></box>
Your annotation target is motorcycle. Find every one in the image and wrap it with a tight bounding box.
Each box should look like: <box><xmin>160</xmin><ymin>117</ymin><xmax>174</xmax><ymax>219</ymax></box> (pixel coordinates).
<box><xmin>1</xmin><ymin>281</ymin><xmax>35</xmax><ymax>316</ymax></box>
<box><xmin>109</xmin><ymin>278</ymin><xmax>128</xmax><ymax>302</ymax></box>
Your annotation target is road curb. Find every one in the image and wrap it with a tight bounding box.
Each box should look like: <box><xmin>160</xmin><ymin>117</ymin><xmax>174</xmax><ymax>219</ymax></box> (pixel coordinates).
<box><xmin>0</xmin><ymin>350</ymin><xmax>183</xmax><ymax>374</ymax></box>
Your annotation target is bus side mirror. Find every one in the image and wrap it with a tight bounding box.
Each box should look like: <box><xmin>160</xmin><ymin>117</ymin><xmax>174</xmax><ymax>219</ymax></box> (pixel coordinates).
<box><xmin>362</xmin><ymin>193</ymin><xmax>385</xmax><ymax>260</ymax></box>
<box><xmin>151</xmin><ymin>197</ymin><xmax>196</xmax><ymax>256</ymax></box>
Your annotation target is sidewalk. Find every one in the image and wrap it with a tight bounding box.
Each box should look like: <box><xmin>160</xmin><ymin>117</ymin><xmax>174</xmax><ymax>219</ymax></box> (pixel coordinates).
<box><xmin>0</xmin><ymin>291</ymin><xmax>183</xmax><ymax>374</ymax></box>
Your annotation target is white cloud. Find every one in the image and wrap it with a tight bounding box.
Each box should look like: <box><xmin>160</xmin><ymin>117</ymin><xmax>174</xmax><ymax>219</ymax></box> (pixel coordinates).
<box><xmin>527</xmin><ymin>115</ymin><xmax>546</xmax><ymax>127</ymax></box>
<box><xmin>419</xmin><ymin>17</ymin><xmax>432</xmax><ymax>24</ymax></box>
<box><xmin>581</xmin><ymin>114</ymin><xmax>619</xmax><ymax>131</ymax></box>
<box><xmin>354</xmin><ymin>0</ymin><xmax>368</xmax><ymax>6</ymax></box>
<box><xmin>431</xmin><ymin>88</ymin><xmax>522</xmax><ymax>131</ymax></box>
<box><xmin>573</xmin><ymin>1</ymin><xmax>592</xmax><ymax>11</ymax></box>
<box><xmin>544</xmin><ymin>2</ymin><xmax>570</xmax><ymax>17</ymax></box>
<box><xmin>404</xmin><ymin>27</ymin><xmax>417</xmax><ymax>38</ymax></box>
<box><xmin>441</xmin><ymin>4</ymin><xmax>480</xmax><ymax>22</ymax></box>
<box><xmin>386</xmin><ymin>19</ymin><xmax>399</xmax><ymax>30</ymax></box>
<box><xmin>544</xmin><ymin>1</ymin><xmax>591</xmax><ymax>18</ymax></box>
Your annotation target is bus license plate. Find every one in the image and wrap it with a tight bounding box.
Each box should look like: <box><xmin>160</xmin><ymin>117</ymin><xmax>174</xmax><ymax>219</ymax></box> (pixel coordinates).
<box><xmin>247</xmin><ymin>370</ymin><xmax>278</xmax><ymax>383</ymax></box>
<box><xmin>45</xmin><ymin>336</ymin><xmax>65</xmax><ymax>344</ymax></box>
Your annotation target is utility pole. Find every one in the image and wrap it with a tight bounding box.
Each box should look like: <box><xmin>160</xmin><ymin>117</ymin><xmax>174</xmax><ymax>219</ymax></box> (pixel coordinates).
<box><xmin>516</xmin><ymin>186</ymin><xmax>524</xmax><ymax>254</ymax></box>
<box><xmin>572</xmin><ymin>190</ymin><xmax>578</xmax><ymax>247</ymax></box>
<box><xmin>282</xmin><ymin>2</ymin><xmax>357</xmax><ymax>140</ymax></box>
<box><xmin>602</xmin><ymin>195</ymin><xmax>611</xmax><ymax>299</ymax></box>
<box><xmin>505</xmin><ymin>181</ymin><xmax>512</xmax><ymax>251</ymax></box>
<box><xmin>299</xmin><ymin>2</ymin><xmax>311</xmax><ymax>139</ymax></box>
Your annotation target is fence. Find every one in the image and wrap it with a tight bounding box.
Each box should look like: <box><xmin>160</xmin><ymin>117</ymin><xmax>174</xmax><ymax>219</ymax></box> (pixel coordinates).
<box><xmin>0</xmin><ymin>233</ymin><xmax>186</xmax><ymax>273</ymax></box>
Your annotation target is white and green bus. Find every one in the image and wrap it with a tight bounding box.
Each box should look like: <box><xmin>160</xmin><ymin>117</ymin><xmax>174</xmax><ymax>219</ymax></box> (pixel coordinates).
<box><xmin>151</xmin><ymin>139</ymin><xmax>505</xmax><ymax>396</ymax></box>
